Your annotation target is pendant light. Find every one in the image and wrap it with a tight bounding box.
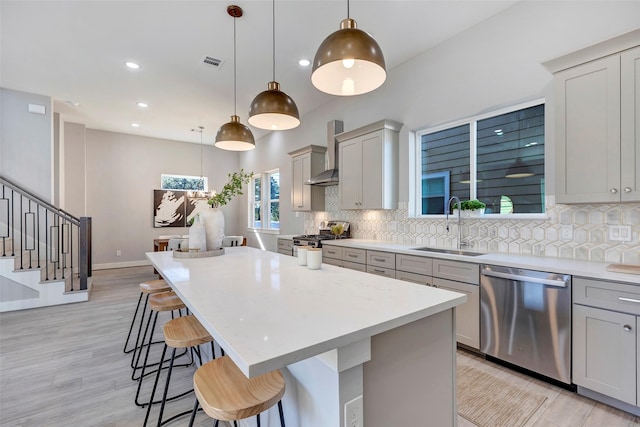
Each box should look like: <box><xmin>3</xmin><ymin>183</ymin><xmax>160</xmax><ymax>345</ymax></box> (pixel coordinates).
<box><xmin>215</xmin><ymin>5</ymin><xmax>255</xmax><ymax>151</ymax></box>
<box><xmin>248</xmin><ymin>0</ymin><xmax>300</xmax><ymax>130</ymax></box>
<box><xmin>311</xmin><ymin>0</ymin><xmax>386</xmax><ymax>96</ymax></box>
<box><xmin>504</xmin><ymin>124</ymin><xmax>534</xmax><ymax>178</ymax></box>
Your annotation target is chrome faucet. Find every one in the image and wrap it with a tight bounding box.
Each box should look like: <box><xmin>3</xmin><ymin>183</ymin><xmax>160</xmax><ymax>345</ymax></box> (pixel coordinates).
<box><xmin>446</xmin><ymin>196</ymin><xmax>464</xmax><ymax>249</ymax></box>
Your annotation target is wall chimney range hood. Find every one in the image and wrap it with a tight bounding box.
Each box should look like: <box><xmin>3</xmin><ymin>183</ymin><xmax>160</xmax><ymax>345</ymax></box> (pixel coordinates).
<box><xmin>306</xmin><ymin>120</ymin><xmax>344</xmax><ymax>186</ymax></box>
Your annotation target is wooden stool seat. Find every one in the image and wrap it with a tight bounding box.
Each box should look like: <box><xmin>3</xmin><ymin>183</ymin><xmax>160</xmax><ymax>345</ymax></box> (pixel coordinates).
<box><xmin>193</xmin><ymin>356</ymin><xmax>285</xmax><ymax>421</ymax></box>
<box><xmin>163</xmin><ymin>315</ymin><xmax>212</xmax><ymax>349</ymax></box>
<box><xmin>149</xmin><ymin>291</ymin><xmax>185</xmax><ymax>312</ymax></box>
<box><xmin>139</xmin><ymin>279</ymin><xmax>171</xmax><ymax>294</ymax></box>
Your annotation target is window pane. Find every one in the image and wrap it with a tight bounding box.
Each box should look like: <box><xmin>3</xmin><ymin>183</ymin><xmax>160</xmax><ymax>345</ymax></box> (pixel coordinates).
<box><xmin>477</xmin><ymin>104</ymin><xmax>545</xmax><ymax>214</ymax></box>
<box><xmin>270</xmin><ymin>201</ymin><xmax>280</xmax><ymax>229</ymax></box>
<box><xmin>420</xmin><ymin>125</ymin><xmax>470</xmax><ymax>214</ymax></box>
<box><xmin>254</xmin><ymin>177</ymin><xmax>262</xmax><ymax>202</ymax></box>
<box><xmin>269</xmin><ymin>172</ymin><xmax>280</xmax><ymax>200</ymax></box>
<box><xmin>161</xmin><ymin>174</ymin><xmax>207</xmax><ymax>191</ymax></box>
<box><xmin>254</xmin><ymin>203</ymin><xmax>261</xmax><ymax>228</ymax></box>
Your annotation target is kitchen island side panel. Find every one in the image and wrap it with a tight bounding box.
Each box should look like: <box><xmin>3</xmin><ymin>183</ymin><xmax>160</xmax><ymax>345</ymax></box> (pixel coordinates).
<box><xmin>364</xmin><ymin>308</ymin><xmax>457</xmax><ymax>427</ymax></box>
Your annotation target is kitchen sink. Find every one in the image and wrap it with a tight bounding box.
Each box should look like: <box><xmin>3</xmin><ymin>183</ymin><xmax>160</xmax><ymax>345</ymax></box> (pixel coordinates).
<box><xmin>411</xmin><ymin>247</ymin><xmax>485</xmax><ymax>257</ymax></box>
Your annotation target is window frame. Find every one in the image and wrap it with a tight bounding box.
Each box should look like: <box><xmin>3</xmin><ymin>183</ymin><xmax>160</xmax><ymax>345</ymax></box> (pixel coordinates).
<box><xmin>247</xmin><ymin>169</ymin><xmax>281</xmax><ymax>233</ymax></box>
<box><xmin>413</xmin><ymin>98</ymin><xmax>547</xmax><ymax>219</ymax></box>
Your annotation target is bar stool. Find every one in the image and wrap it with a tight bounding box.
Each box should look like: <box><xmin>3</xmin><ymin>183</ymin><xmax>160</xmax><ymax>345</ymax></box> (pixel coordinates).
<box><xmin>187</xmin><ymin>356</ymin><xmax>286</xmax><ymax>427</ymax></box>
<box><xmin>134</xmin><ymin>291</ymin><xmax>189</xmax><ymax>407</ymax></box>
<box><xmin>143</xmin><ymin>314</ymin><xmax>214</xmax><ymax>426</ymax></box>
<box><xmin>123</xmin><ymin>279</ymin><xmax>172</xmax><ymax>354</ymax></box>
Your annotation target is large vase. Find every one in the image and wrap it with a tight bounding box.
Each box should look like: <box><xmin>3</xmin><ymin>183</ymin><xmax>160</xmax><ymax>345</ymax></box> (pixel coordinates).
<box><xmin>188</xmin><ymin>215</ymin><xmax>207</xmax><ymax>252</ymax></box>
<box><xmin>200</xmin><ymin>208</ymin><xmax>225</xmax><ymax>251</ymax></box>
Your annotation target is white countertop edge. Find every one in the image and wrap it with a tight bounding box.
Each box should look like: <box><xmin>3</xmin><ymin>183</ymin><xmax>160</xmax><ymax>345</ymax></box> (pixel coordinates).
<box><xmin>322</xmin><ymin>239</ymin><xmax>639</xmax><ymax>285</ymax></box>
<box><xmin>146</xmin><ymin>252</ymin><xmax>466</xmax><ymax>378</ymax></box>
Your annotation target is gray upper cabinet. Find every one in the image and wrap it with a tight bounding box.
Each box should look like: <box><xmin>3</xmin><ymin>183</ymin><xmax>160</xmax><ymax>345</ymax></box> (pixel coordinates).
<box><xmin>288</xmin><ymin>145</ymin><xmax>326</xmax><ymax>211</ymax></box>
<box><xmin>337</xmin><ymin>119</ymin><xmax>402</xmax><ymax>210</ymax></box>
<box><xmin>545</xmin><ymin>31</ymin><xmax>640</xmax><ymax>204</ymax></box>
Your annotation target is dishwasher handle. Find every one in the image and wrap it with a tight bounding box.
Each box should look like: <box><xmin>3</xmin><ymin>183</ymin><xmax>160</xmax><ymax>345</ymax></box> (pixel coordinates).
<box><xmin>481</xmin><ymin>269</ymin><xmax>568</xmax><ymax>287</ymax></box>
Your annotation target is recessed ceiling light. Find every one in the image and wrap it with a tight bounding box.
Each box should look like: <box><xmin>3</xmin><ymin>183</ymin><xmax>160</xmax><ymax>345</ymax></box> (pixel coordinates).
<box><xmin>137</xmin><ymin>102</ymin><xmax>148</xmax><ymax>108</ymax></box>
<box><xmin>125</xmin><ymin>62</ymin><xmax>140</xmax><ymax>69</ymax></box>
<box><xmin>65</xmin><ymin>100</ymin><xmax>80</xmax><ymax>107</ymax></box>
<box><xmin>131</xmin><ymin>123</ymin><xmax>140</xmax><ymax>127</ymax></box>
<box><xmin>298</xmin><ymin>59</ymin><xmax>311</xmax><ymax>67</ymax></box>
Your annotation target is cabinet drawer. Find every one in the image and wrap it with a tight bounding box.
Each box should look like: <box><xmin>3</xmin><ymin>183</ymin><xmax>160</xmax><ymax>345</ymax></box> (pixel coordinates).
<box><xmin>322</xmin><ymin>246</ymin><xmax>343</xmax><ymax>260</ymax></box>
<box><xmin>395</xmin><ymin>270</ymin><xmax>432</xmax><ymax>286</ymax></box>
<box><xmin>367</xmin><ymin>250</ymin><xmax>396</xmax><ymax>269</ymax></box>
<box><xmin>367</xmin><ymin>265</ymin><xmax>395</xmax><ymax>278</ymax></box>
<box><xmin>433</xmin><ymin>259</ymin><xmax>479</xmax><ymax>284</ymax></box>
<box><xmin>433</xmin><ymin>278</ymin><xmax>479</xmax><ymax>349</ymax></box>
<box><xmin>396</xmin><ymin>254</ymin><xmax>432</xmax><ymax>276</ymax></box>
<box><xmin>343</xmin><ymin>260</ymin><xmax>367</xmax><ymax>272</ymax></box>
<box><xmin>574</xmin><ymin>277</ymin><xmax>640</xmax><ymax>315</ymax></box>
<box><xmin>277</xmin><ymin>239</ymin><xmax>292</xmax><ymax>250</ymax></box>
<box><xmin>343</xmin><ymin>248</ymin><xmax>366</xmax><ymax>264</ymax></box>
<box><xmin>323</xmin><ymin>257</ymin><xmax>343</xmax><ymax>267</ymax></box>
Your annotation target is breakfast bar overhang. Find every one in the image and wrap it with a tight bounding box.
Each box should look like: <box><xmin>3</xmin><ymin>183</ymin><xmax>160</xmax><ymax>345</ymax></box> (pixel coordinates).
<box><xmin>147</xmin><ymin>247</ymin><xmax>466</xmax><ymax>427</ymax></box>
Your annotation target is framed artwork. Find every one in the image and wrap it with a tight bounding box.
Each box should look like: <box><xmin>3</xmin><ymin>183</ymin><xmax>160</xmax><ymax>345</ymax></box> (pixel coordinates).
<box><xmin>153</xmin><ymin>190</ymin><xmax>186</xmax><ymax>227</ymax></box>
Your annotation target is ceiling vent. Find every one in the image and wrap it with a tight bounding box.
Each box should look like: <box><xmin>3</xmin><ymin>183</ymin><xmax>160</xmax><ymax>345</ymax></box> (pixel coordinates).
<box><xmin>203</xmin><ymin>56</ymin><xmax>223</xmax><ymax>69</ymax></box>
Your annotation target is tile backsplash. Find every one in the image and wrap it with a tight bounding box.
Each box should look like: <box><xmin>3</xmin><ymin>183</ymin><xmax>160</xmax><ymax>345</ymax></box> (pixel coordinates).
<box><xmin>305</xmin><ymin>186</ymin><xmax>640</xmax><ymax>264</ymax></box>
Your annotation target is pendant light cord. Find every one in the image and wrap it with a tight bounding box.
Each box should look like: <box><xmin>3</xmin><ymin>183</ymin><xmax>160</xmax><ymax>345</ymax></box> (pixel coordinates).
<box><xmin>233</xmin><ymin>14</ymin><xmax>237</xmax><ymax>116</ymax></box>
<box><xmin>347</xmin><ymin>0</ymin><xmax>350</xmax><ymax>19</ymax></box>
<box><xmin>272</xmin><ymin>0</ymin><xmax>276</xmax><ymax>81</ymax></box>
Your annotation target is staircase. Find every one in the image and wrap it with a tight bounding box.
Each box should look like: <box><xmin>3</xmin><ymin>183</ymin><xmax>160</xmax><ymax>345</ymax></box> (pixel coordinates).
<box><xmin>1</xmin><ymin>176</ymin><xmax>92</xmax><ymax>312</ymax></box>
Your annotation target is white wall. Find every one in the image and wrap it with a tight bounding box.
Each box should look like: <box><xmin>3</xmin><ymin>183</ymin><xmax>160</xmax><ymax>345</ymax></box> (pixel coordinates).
<box><xmin>240</xmin><ymin>1</ymin><xmax>640</xmax><ymax>262</ymax></box>
<box><xmin>0</xmin><ymin>88</ymin><xmax>53</xmax><ymax>200</ymax></box>
<box><xmin>66</xmin><ymin>128</ymin><xmax>243</xmax><ymax>267</ymax></box>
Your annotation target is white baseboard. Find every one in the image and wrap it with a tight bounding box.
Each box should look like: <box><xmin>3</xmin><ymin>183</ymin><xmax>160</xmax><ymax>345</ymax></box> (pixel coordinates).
<box><xmin>93</xmin><ymin>260</ymin><xmax>151</xmax><ymax>270</ymax></box>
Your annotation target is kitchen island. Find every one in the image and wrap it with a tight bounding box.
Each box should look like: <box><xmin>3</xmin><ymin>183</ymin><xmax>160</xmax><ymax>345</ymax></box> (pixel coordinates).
<box><xmin>146</xmin><ymin>247</ymin><xmax>466</xmax><ymax>427</ymax></box>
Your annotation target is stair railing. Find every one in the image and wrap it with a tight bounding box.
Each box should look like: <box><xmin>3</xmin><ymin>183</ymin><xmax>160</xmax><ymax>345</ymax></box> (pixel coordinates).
<box><xmin>0</xmin><ymin>175</ymin><xmax>91</xmax><ymax>291</ymax></box>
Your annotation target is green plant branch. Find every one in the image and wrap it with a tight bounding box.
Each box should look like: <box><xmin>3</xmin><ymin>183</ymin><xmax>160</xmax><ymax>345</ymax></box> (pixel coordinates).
<box><xmin>208</xmin><ymin>169</ymin><xmax>253</xmax><ymax>208</ymax></box>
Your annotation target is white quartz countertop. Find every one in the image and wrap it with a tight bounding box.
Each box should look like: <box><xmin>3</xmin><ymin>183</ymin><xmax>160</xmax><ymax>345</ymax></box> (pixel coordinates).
<box><xmin>322</xmin><ymin>239</ymin><xmax>640</xmax><ymax>285</ymax></box>
<box><xmin>146</xmin><ymin>247</ymin><xmax>465</xmax><ymax>377</ymax></box>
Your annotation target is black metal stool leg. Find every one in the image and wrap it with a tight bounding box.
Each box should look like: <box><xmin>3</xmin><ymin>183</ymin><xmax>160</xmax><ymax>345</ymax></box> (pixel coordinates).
<box><xmin>256</xmin><ymin>414</ymin><xmax>261</xmax><ymax>427</ymax></box>
<box><xmin>131</xmin><ymin>296</ymin><xmax>152</xmax><ymax>371</ymax></box>
<box><xmin>278</xmin><ymin>400</ymin><xmax>286</xmax><ymax>427</ymax></box>
<box><xmin>123</xmin><ymin>292</ymin><xmax>144</xmax><ymax>353</ymax></box>
<box><xmin>156</xmin><ymin>347</ymin><xmax>177</xmax><ymax>426</ymax></box>
<box><xmin>143</xmin><ymin>343</ymin><xmax>168</xmax><ymax>426</ymax></box>
<box><xmin>135</xmin><ymin>311</ymin><xmax>159</xmax><ymax>405</ymax></box>
<box><xmin>187</xmin><ymin>399</ymin><xmax>199</xmax><ymax>427</ymax></box>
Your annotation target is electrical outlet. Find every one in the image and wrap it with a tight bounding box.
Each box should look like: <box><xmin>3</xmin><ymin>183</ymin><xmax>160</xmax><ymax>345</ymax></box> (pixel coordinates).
<box><xmin>609</xmin><ymin>225</ymin><xmax>632</xmax><ymax>242</ymax></box>
<box><xmin>116</xmin><ymin>249</ymin><xmax>121</xmax><ymax>257</ymax></box>
<box><xmin>344</xmin><ymin>395</ymin><xmax>363</xmax><ymax>427</ymax></box>
<box><xmin>560</xmin><ymin>225</ymin><xmax>573</xmax><ymax>240</ymax></box>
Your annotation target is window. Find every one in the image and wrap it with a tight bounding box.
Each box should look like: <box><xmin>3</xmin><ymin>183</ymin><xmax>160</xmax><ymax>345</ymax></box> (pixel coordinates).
<box><xmin>248</xmin><ymin>169</ymin><xmax>280</xmax><ymax>231</ymax></box>
<box><xmin>161</xmin><ymin>174</ymin><xmax>208</xmax><ymax>191</ymax></box>
<box><xmin>416</xmin><ymin>100</ymin><xmax>545</xmax><ymax>216</ymax></box>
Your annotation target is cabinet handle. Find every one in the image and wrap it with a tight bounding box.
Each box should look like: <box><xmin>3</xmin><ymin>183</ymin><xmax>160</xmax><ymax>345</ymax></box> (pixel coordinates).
<box><xmin>624</xmin><ymin>187</ymin><xmax>632</xmax><ymax>193</ymax></box>
<box><xmin>297</xmin><ymin>205</ymin><xmax>303</xmax><ymax>208</ymax></box>
<box><xmin>373</xmin><ymin>268</ymin><xmax>385</xmax><ymax>273</ymax></box>
<box><xmin>347</xmin><ymin>254</ymin><xmax>358</xmax><ymax>258</ymax></box>
<box><xmin>610</xmin><ymin>188</ymin><xmax>618</xmax><ymax>193</ymax></box>
<box><xmin>623</xmin><ymin>325</ymin><xmax>632</xmax><ymax>332</ymax></box>
<box><xmin>619</xmin><ymin>297</ymin><xmax>640</xmax><ymax>304</ymax></box>
<box><xmin>374</xmin><ymin>258</ymin><xmax>386</xmax><ymax>262</ymax></box>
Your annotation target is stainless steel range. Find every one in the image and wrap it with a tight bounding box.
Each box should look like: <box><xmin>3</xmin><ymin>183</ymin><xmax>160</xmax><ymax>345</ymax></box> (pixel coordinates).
<box><xmin>293</xmin><ymin>221</ymin><xmax>350</xmax><ymax>249</ymax></box>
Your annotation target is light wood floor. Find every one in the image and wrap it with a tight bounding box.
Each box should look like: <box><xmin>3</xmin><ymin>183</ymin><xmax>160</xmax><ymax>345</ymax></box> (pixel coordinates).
<box><xmin>1</xmin><ymin>266</ymin><xmax>639</xmax><ymax>426</ymax></box>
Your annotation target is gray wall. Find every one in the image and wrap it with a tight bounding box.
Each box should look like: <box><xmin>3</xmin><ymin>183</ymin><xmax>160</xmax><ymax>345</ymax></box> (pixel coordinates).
<box><xmin>0</xmin><ymin>88</ymin><xmax>53</xmax><ymax>200</ymax></box>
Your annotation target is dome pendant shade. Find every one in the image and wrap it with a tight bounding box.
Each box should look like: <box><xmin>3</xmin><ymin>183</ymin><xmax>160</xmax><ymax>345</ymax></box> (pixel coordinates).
<box><xmin>505</xmin><ymin>158</ymin><xmax>534</xmax><ymax>178</ymax></box>
<box><xmin>248</xmin><ymin>81</ymin><xmax>300</xmax><ymax>130</ymax></box>
<box><xmin>214</xmin><ymin>115</ymin><xmax>255</xmax><ymax>151</ymax></box>
<box><xmin>312</xmin><ymin>18</ymin><xmax>386</xmax><ymax>96</ymax></box>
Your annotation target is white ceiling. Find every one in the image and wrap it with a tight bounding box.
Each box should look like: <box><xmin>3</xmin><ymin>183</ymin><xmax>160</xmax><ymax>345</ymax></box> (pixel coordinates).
<box><xmin>1</xmin><ymin>1</ymin><xmax>518</xmax><ymax>144</ymax></box>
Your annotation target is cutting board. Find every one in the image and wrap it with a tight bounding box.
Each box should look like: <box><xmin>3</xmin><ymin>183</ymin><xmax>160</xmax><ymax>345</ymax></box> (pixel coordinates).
<box><xmin>606</xmin><ymin>263</ymin><xmax>640</xmax><ymax>275</ymax></box>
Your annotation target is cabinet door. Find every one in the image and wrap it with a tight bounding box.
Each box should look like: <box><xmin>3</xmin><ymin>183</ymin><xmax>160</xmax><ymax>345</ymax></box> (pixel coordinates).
<box><xmin>621</xmin><ymin>46</ymin><xmax>640</xmax><ymax>202</ymax></box>
<box><xmin>573</xmin><ymin>304</ymin><xmax>636</xmax><ymax>405</ymax></box>
<box><xmin>291</xmin><ymin>154</ymin><xmax>309</xmax><ymax>210</ymax></box>
<box><xmin>555</xmin><ymin>55</ymin><xmax>621</xmax><ymax>203</ymax></box>
<box><xmin>361</xmin><ymin>130</ymin><xmax>384</xmax><ymax>209</ymax></box>
<box><xmin>339</xmin><ymin>138</ymin><xmax>363</xmax><ymax>209</ymax></box>
<box><xmin>433</xmin><ymin>278</ymin><xmax>479</xmax><ymax>350</ymax></box>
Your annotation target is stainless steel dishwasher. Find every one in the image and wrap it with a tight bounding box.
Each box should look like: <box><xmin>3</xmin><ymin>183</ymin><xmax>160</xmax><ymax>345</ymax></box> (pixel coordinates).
<box><xmin>480</xmin><ymin>265</ymin><xmax>572</xmax><ymax>385</ymax></box>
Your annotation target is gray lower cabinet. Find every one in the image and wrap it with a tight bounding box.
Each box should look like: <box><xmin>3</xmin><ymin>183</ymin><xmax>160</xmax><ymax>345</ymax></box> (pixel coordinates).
<box><xmin>395</xmin><ymin>254</ymin><xmax>480</xmax><ymax>350</ymax></box>
<box><xmin>573</xmin><ymin>277</ymin><xmax>640</xmax><ymax>408</ymax></box>
<box><xmin>277</xmin><ymin>238</ymin><xmax>293</xmax><ymax>256</ymax></box>
<box><xmin>343</xmin><ymin>248</ymin><xmax>366</xmax><ymax>272</ymax></box>
<box><xmin>433</xmin><ymin>277</ymin><xmax>480</xmax><ymax>349</ymax></box>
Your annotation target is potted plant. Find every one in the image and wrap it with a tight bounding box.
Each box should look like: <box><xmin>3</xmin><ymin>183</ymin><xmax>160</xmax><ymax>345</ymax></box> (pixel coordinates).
<box><xmin>192</xmin><ymin>170</ymin><xmax>253</xmax><ymax>251</ymax></box>
<box><xmin>452</xmin><ymin>199</ymin><xmax>486</xmax><ymax>217</ymax></box>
